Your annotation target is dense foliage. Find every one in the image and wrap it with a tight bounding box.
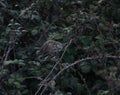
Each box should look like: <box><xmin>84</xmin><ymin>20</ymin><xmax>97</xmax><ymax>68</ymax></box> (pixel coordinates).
<box><xmin>0</xmin><ymin>0</ymin><xmax>120</xmax><ymax>95</ymax></box>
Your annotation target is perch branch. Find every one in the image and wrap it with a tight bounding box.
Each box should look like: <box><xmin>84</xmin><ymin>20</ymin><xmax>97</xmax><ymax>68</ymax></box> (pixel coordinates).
<box><xmin>35</xmin><ymin>39</ymin><xmax>73</xmax><ymax>95</ymax></box>
<box><xmin>39</xmin><ymin>55</ymin><xmax>120</xmax><ymax>95</ymax></box>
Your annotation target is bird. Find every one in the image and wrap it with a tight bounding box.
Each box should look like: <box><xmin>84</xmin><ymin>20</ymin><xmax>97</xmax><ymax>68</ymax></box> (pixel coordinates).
<box><xmin>36</xmin><ymin>40</ymin><xmax>63</xmax><ymax>62</ymax></box>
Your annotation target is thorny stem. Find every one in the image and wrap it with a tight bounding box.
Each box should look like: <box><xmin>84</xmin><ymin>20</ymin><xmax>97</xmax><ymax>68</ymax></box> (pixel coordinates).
<box><xmin>39</xmin><ymin>55</ymin><xmax>120</xmax><ymax>95</ymax></box>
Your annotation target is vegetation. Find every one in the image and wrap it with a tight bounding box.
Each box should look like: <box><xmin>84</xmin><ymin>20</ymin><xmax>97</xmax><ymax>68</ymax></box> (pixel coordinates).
<box><xmin>0</xmin><ymin>0</ymin><xmax>120</xmax><ymax>95</ymax></box>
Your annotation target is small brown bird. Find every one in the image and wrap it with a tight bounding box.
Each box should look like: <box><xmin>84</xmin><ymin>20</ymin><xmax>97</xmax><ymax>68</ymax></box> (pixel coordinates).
<box><xmin>36</xmin><ymin>40</ymin><xmax>63</xmax><ymax>61</ymax></box>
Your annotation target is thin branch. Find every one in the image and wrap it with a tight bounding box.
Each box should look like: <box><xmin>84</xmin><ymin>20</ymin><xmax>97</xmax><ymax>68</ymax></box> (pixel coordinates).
<box><xmin>4</xmin><ymin>45</ymin><xmax>14</xmax><ymax>62</ymax></box>
<box><xmin>53</xmin><ymin>55</ymin><xmax>120</xmax><ymax>80</ymax></box>
<box><xmin>45</xmin><ymin>39</ymin><xmax>73</xmax><ymax>80</ymax></box>
<box><xmin>39</xmin><ymin>55</ymin><xmax>120</xmax><ymax>95</ymax></box>
<box><xmin>0</xmin><ymin>31</ymin><xmax>16</xmax><ymax>70</ymax></box>
<box><xmin>0</xmin><ymin>45</ymin><xmax>14</xmax><ymax>70</ymax></box>
<box><xmin>35</xmin><ymin>39</ymin><xmax>73</xmax><ymax>95</ymax></box>
<box><xmin>23</xmin><ymin>76</ymin><xmax>42</xmax><ymax>81</ymax></box>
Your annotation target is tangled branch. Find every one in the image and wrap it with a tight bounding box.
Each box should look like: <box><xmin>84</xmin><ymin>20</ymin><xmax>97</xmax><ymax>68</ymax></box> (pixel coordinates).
<box><xmin>37</xmin><ymin>55</ymin><xmax>120</xmax><ymax>95</ymax></box>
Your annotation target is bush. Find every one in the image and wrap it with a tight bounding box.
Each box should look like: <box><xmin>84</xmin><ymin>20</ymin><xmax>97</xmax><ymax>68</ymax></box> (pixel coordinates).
<box><xmin>0</xmin><ymin>0</ymin><xmax>120</xmax><ymax>95</ymax></box>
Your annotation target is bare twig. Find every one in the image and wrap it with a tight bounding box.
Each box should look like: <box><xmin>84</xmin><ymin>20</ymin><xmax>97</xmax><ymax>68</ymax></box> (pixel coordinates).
<box><xmin>4</xmin><ymin>45</ymin><xmax>14</xmax><ymax>62</ymax></box>
<box><xmin>53</xmin><ymin>55</ymin><xmax>120</xmax><ymax>80</ymax></box>
<box><xmin>23</xmin><ymin>76</ymin><xmax>42</xmax><ymax>81</ymax></box>
<box><xmin>45</xmin><ymin>39</ymin><xmax>73</xmax><ymax>80</ymax></box>
<box><xmin>35</xmin><ymin>39</ymin><xmax>73</xmax><ymax>95</ymax></box>
<box><xmin>0</xmin><ymin>30</ymin><xmax>16</xmax><ymax>70</ymax></box>
<box><xmin>0</xmin><ymin>45</ymin><xmax>14</xmax><ymax>70</ymax></box>
<box><xmin>39</xmin><ymin>55</ymin><xmax>120</xmax><ymax>95</ymax></box>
